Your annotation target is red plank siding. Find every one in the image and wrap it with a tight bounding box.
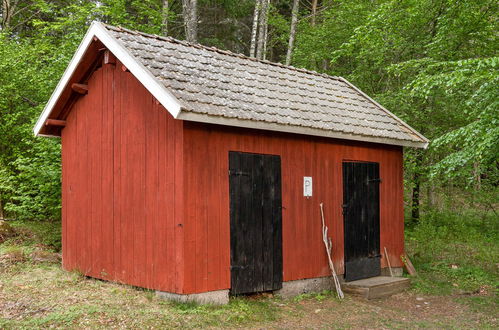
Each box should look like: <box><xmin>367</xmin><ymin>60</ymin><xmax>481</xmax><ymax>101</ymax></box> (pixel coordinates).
<box><xmin>182</xmin><ymin>122</ymin><xmax>405</xmax><ymax>294</ymax></box>
<box><xmin>61</xmin><ymin>55</ymin><xmax>405</xmax><ymax>296</ymax></box>
<box><xmin>61</xmin><ymin>60</ymin><xmax>183</xmax><ymax>293</ymax></box>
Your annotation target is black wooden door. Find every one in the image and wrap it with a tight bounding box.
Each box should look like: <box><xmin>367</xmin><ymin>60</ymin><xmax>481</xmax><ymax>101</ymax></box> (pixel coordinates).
<box><xmin>229</xmin><ymin>151</ymin><xmax>282</xmax><ymax>295</ymax></box>
<box><xmin>343</xmin><ymin>161</ymin><xmax>381</xmax><ymax>282</ymax></box>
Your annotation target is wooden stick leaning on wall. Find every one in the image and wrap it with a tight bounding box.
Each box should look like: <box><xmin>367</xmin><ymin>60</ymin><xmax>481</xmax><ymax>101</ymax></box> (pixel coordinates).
<box><xmin>384</xmin><ymin>246</ymin><xmax>393</xmax><ymax>277</ymax></box>
<box><xmin>401</xmin><ymin>253</ymin><xmax>417</xmax><ymax>276</ymax></box>
<box><xmin>320</xmin><ymin>203</ymin><xmax>344</xmax><ymax>299</ymax></box>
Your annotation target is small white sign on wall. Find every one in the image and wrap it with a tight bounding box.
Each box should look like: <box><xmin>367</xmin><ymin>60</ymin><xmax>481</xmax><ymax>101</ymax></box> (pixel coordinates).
<box><xmin>303</xmin><ymin>176</ymin><xmax>313</xmax><ymax>197</ymax></box>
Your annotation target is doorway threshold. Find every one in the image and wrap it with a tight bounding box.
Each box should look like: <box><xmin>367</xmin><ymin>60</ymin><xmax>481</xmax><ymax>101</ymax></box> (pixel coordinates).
<box><xmin>341</xmin><ymin>276</ymin><xmax>410</xmax><ymax>299</ymax></box>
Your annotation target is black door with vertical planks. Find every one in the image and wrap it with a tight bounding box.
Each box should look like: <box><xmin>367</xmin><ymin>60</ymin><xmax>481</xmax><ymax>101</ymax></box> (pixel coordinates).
<box><xmin>343</xmin><ymin>161</ymin><xmax>381</xmax><ymax>282</ymax></box>
<box><xmin>229</xmin><ymin>151</ymin><xmax>283</xmax><ymax>295</ymax></box>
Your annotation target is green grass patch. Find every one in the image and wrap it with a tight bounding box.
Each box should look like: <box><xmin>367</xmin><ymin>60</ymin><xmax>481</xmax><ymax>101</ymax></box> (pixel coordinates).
<box><xmin>406</xmin><ymin>209</ymin><xmax>499</xmax><ymax>295</ymax></box>
<box><xmin>6</xmin><ymin>220</ymin><xmax>62</xmax><ymax>252</ymax></box>
<box><xmin>1</xmin><ymin>210</ymin><xmax>497</xmax><ymax>328</ymax></box>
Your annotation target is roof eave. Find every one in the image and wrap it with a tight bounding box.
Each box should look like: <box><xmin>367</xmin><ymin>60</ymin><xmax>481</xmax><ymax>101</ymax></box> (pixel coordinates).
<box><xmin>338</xmin><ymin>77</ymin><xmax>429</xmax><ymax>146</ymax></box>
<box><xmin>177</xmin><ymin>111</ymin><xmax>429</xmax><ymax>149</ymax></box>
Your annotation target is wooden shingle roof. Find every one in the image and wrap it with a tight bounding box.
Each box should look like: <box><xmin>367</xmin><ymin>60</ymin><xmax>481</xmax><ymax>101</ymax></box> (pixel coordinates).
<box><xmin>35</xmin><ymin>22</ymin><xmax>428</xmax><ymax>148</ymax></box>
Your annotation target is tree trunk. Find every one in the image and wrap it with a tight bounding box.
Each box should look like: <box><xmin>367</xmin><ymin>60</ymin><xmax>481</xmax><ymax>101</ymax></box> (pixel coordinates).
<box><xmin>411</xmin><ymin>153</ymin><xmax>423</xmax><ymax>223</ymax></box>
<box><xmin>262</xmin><ymin>11</ymin><xmax>269</xmax><ymax>60</ymax></box>
<box><xmin>473</xmin><ymin>161</ymin><xmax>481</xmax><ymax>190</ymax></box>
<box><xmin>190</xmin><ymin>0</ymin><xmax>198</xmax><ymax>42</ymax></box>
<box><xmin>427</xmin><ymin>182</ymin><xmax>436</xmax><ymax>208</ymax></box>
<box><xmin>161</xmin><ymin>0</ymin><xmax>169</xmax><ymax>36</ymax></box>
<box><xmin>311</xmin><ymin>0</ymin><xmax>318</xmax><ymax>26</ymax></box>
<box><xmin>285</xmin><ymin>0</ymin><xmax>299</xmax><ymax>65</ymax></box>
<box><xmin>249</xmin><ymin>0</ymin><xmax>261</xmax><ymax>57</ymax></box>
<box><xmin>0</xmin><ymin>193</ymin><xmax>4</xmax><ymax>219</ymax></box>
<box><xmin>256</xmin><ymin>0</ymin><xmax>269</xmax><ymax>60</ymax></box>
<box><xmin>182</xmin><ymin>0</ymin><xmax>198</xmax><ymax>43</ymax></box>
<box><xmin>1</xmin><ymin>0</ymin><xmax>19</xmax><ymax>30</ymax></box>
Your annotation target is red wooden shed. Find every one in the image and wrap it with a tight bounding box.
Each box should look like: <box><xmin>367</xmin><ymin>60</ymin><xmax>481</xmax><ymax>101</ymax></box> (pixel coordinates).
<box><xmin>35</xmin><ymin>22</ymin><xmax>428</xmax><ymax>304</ymax></box>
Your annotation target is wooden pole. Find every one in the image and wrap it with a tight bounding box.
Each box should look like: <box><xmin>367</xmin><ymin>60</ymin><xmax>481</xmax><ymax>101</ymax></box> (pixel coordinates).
<box><xmin>320</xmin><ymin>203</ymin><xmax>344</xmax><ymax>299</ymax></box>
<box><xmin>401</xmin><ymin>253</ymin><xmax>417</xmax><ymax>276</ymax></box>
<box><xmin>384</xmin><ymin>246</ymin><xmax>393</xmax><ymax>277</ymax></box>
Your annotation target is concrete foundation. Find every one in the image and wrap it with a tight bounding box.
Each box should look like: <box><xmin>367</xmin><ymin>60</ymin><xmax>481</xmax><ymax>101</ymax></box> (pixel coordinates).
<box><xmin>156</xmin><ymin>289</ymin><xmax>229</xmax><ymax>305</ymax></box>
<box><xmin>274</xmin><ymin>276</ymin><xmax>337</xmax><ymax>298</ymax></box>
<box><xmin>275</xmin><ymin>268</ymin><xmax>404</xmax><ymax>299</ymax></box>
<box><xmin>380</xmin><ymin>267</ymin><xmax>403</xmax><ymax>277</ymax></box>
<box><xmin>155</xmin><ymin>268</ymin><xmax>404</xmax><ymax>304</ymax></box>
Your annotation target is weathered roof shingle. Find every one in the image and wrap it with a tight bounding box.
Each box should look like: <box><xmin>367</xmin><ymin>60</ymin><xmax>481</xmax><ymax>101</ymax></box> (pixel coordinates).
<box><xmin>106</xmin><ymin>25</ymin><xmax>427</xmax><ymax>147</ymax></box>
<box><xmin>35</xmin><ymin>22</ymin><xmax>427</xmax><ymax>147</ymax></box>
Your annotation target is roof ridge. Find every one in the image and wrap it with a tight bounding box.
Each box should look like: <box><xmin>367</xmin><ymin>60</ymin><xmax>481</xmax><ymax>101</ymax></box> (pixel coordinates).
<box><xmin>102</xmin><ymin>23</ymin><xmax>343</xmax><ymax>83</ymax></box>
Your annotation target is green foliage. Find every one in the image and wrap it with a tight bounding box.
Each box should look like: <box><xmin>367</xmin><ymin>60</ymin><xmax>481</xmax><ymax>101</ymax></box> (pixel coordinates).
<box><xmin>0</xmin><ymin>34</ymin><xmax>64</xmax><ymax>220</ymax></box>
<box><xmin>4</xmin><ymin>220</ymin><xmax>61</xmax><ymax>252</ymax></box>
<box><xmin>0</xmin><ymin>0</ymin><xmax>497</xmax><ymax>222</ymax></box>
<box><xmin>406</xmin><ymin>209</ymin><xmax>498</xmax><ymax>294</ymax></box>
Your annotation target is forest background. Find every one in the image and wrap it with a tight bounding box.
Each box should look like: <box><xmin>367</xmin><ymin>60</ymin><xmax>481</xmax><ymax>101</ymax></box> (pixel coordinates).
<box><xmin>0</xmin><ymin>0</ymin><xmax>497</xmax><ymax>222</ymax></box>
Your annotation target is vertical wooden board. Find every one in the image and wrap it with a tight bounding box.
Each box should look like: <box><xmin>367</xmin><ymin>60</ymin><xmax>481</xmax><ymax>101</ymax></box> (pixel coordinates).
<box><xmin>379</xmin><ymin>148</ymin><xmax>389</xmax><ymax>268</ymax></box>
<box><xmin>392</xmin><ymin>148</ymin><xmax>404</xmax><ymax>267</ymax></box>
<box><xmin>153</xmin><ymin>102</ymin><xmax>167</xmax><ymax>290</ymax></box>
<box><xmin>61</xmin><ymin>122</ymin><xmax>67</xmax><ymax>270</ymax></box>
<box><xmin>88</xmin><ymin>68</ymin><xmax>103</xmax><ymax>278</ymax></box>
<box><xmin>130</xmin><ymin>76</ymin><xmax>147</xmax><ymax>287</ymax></box>
<box><xmin>199</xmin><ymin>138</ymin><xmax>209</xmax><ymax>293</ymax></box>
<box><xmin>120</xmin><ymin>66</ymin><xmax>134</xmax><ymax>284</ymax></box>
<box><xmin>62</xmin><ymin>101</ymin><xmax>77</xmax><ymax>271</ymax></box>
<box><xmin>219</xmin><ymin>131</ymin><xmax>231</xmax><ymax>290</ymax></box>
<box><xmin>331</xmin><ymin>144</ymin><xmax>343</xmax><ymax>274</ymax></box>
<box><xmin>75</xmin><ymin>86</ymin><xmax>90</xmax><ymax>274</ymax></box>
<box><xmin>297</xmin><ymin>139</ymin><xmax>307</xmax><ymax>280</ymax></box>
<box><xmin>270</xmin><ymin>155</ymin><xmax>283</xmax><ymax>289</ymax></box>
<box><xmin>174</xmin><ymin>119</ymin><xmax>184</xmax><ymax>293</ymax></box>
<box><xmin>309</xmin><ymin>141</ymin><xmax>322</xmax><ymax>278</ymax></box>
<box><xmin>164</xmin><ymin>105</ymin><xmax>178</xmax><ymax>292</ymax></box>
<box><xmin>297</xmin><ymin>139</ymin><xmax>308</xmax><ymax>279</ymax></box>
<box><xmin>285</xmin><ymin>137</ymin><xmax>297</xmax><ymax>280</ymax></box>
<box><xmin>182</xmin><ymin>131</ymin><xmax>195</xmax><ymax>293</ymax></box>
<box><xmin>112</xmin><ymin>62</ymin><xmax>123</xmax><ymax>283</ymax></box>
<box><xmin>280</xmin><ymin>139</ymin><xmax>292</xmax><ymax>281</ymax></box>
<box><xmin>163</xmin><ymin>105</ymin><xmax>176</xmax><ymax>291</ymax></box>
<box><xmin>316</xmin><ymin>141</ymin><xmax>329</xmax><ymax>276</ymax></box>
<box><xmin>144</xmin><ymin>95</ymin><xmax>159</xmax><ymax>289</ymax></box>
<box><xmin>101</xmin><ymin>63</ymin><xmax>115</xmax><ymax>280</ymax></box>
<box><xmin>69</xmin><ymin>104</ymin><xmax>79</xmax><ymax>272</ymax></box>
<box><xmin>194</xmin><ymin>127</ymin><xmax>208</xmax><ymax>293</ymax></box>
<box><xmin>206</xmin><ymin>130</ymin><xmax>221</xmax><ymax>291</ymax></box>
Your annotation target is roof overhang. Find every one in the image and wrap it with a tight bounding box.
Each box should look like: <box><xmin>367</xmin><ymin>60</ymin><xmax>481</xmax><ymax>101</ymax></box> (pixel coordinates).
<box><xmin>177</xmin><ymin>112</ymin><xmax>428</xmax><ymax>148</ymax></box>
<box><xmin>33</xmin><ymin>21</ymin><xmax>182</xmax><ymax>137</ymax></box>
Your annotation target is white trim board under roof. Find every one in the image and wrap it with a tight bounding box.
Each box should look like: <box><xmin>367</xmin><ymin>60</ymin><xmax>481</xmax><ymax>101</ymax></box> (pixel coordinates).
<box><xmin>34</xmin><ymin>21</ymin><xmax>428</xmax><ymax>148</ymax></box>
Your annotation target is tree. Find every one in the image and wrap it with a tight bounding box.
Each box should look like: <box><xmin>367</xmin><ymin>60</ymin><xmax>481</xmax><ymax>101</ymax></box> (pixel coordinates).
<box><xmin>161</xmin><ymin>0</ymin><xmax>169</xmax><ymax>36</ymax></box>
<box><xmin>249</xmin><ymin>0</ymin><xmax>261</xmax><ymax>57</ymax></box>
<box><xmin>285</xmin><ymin>0</ymin><xmax>299</xmax><ymax>65</ymax></box>
<box><xmin>182</xmin><ymin>0</ymin><xmax>198</xmax><ymax>42</ymax></box>
<box><xmin>255</xmin><ymin>0</ymin><xmax>269</xmax><ymax>59</ymax></box>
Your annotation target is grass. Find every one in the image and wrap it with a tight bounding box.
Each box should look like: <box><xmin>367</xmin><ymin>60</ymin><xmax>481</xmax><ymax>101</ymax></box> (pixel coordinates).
<box><xmin>406</xmin><ymin>209</ymin><xmax>498</xmax><ymax>294</ymax></box>
<box><xmin>0</xmin><ymin>209</ymin><xmax>497</xmax><ymax>328</ymax></box>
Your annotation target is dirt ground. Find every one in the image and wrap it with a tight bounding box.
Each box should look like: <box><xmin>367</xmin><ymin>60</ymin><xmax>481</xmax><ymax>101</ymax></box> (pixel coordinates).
<box><xmin>0</xmin><ymin>262</ymin><xmax>496</xmax><ymax>329</ymax></box>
